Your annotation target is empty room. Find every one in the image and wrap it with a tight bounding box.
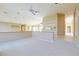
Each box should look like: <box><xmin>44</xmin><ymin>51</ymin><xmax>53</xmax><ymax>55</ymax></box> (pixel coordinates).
<box><xmin>0</xmin><ymin>3</ymin><xmax>79</xmax><ymax>56</ymax></box>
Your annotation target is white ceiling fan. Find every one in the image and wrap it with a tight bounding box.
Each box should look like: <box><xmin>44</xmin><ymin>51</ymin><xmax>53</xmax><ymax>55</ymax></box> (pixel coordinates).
<box><xmin>29</xmin><ymin>5</ymin><xmax>40</xmax><ymax>15</ymax></box>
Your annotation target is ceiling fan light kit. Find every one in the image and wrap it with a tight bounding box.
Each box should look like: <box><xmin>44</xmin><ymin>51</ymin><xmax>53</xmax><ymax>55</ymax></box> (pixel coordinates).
<box><xmin>29</xmin><ymin>5</ymin><xmax>39</xmax><ymax>15</ymax></box>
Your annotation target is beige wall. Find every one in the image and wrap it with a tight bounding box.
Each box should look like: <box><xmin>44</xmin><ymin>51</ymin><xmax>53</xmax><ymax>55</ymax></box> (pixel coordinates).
<box><xmin>0</xmin><ymin>31</ymin><xmax>32</xmax><ymax>42</ymax></box>
<box><xmin>0</xmin><ymin>22</ymin><xmax>28</xmax><ymax>32</ymax></box>
<box><xmin>0</xmin><ymin>22</ymin><xmax>21</xmax><ymax>32</ymax></box>
<box><xmin>42</xmin><ymin>14</ymin><xmax>57</xmax><ymax>35</ymax></box>
<box><xmin>75</xmin><ymin>5</ymin><xmax>79</xmax><ymax>40</ymax></box>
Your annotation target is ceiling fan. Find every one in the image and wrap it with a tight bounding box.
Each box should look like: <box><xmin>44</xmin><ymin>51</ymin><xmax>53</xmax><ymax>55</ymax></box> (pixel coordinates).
<box><xmin>29</xmin><ymin>5</ymin><xmax>40</xmax><ymax>15</ymax></box>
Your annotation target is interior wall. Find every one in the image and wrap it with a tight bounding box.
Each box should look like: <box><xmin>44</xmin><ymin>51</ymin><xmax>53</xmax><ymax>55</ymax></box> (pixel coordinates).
<box><xmin>42</xmin><ymin>14</ymin><xmax>57</xmax><ymax>35</ymax></box>
<box><xmin>75</xmin><ymin>5</ymin><xmax>79</xmax><ymax>40</ymax></box>
<box><xmin>0</xmin><ymin>22</ymin><xmax>23</xmax><ymax>32</ymax></box>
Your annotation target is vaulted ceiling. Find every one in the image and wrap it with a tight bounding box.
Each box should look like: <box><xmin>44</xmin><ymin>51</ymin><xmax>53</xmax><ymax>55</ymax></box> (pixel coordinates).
<box><xmin>0</xmin><ymin>3</ymin><xmax>77</xmax><ymax>25</ymax></box>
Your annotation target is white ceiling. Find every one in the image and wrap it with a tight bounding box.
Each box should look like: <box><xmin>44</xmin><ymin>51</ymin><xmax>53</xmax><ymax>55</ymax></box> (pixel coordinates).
<box><xmin>0</xmin><ymin>3</ymin><xmax>77</xmax><ymax>25</ymax></box>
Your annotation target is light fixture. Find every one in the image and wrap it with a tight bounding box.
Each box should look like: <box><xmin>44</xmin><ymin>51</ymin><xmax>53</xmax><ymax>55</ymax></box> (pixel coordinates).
<box><xmin>29</xmin><ymin>5</ymin><xmax>39</xmax><ymax>15</ymax></box>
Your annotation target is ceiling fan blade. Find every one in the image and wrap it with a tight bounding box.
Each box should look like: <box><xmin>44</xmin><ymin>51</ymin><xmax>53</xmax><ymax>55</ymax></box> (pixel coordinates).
<box><xmin>35</xmin><ymin>10</ymin><xmax>40</xmax><ymax>13</ymax></box>
<box><xmin>32</xmin><ymin>12</ymin><xmax>36</xmax><ymax>15</ymax></box>
<box><xmin>29</xmin><ymin>5</ymin><xmax>40</xmax><ymax>15</ymax></box>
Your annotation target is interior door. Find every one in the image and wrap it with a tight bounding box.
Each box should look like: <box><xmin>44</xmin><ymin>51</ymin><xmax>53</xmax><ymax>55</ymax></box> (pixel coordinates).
<box><xmin>57</xmin><ymin>13</ymin><xmax>65</xmax><ymax>38</ymax></box>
